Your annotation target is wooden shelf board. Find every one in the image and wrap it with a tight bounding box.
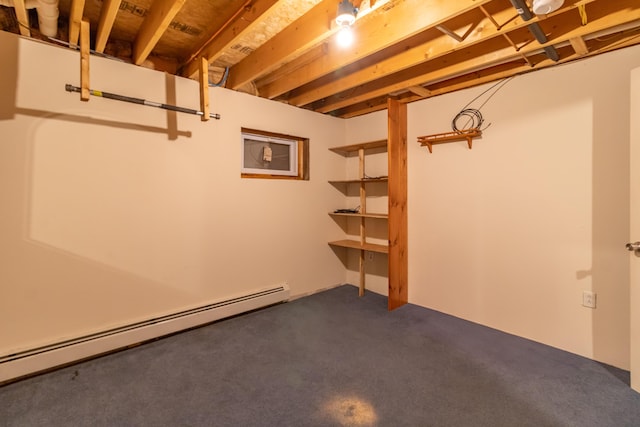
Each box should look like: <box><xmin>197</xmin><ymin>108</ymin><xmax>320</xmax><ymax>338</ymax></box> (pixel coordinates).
<box><xmin>329</xmin><ymin>212</ymin><xmax>388</xmax><ymax>219</ymax></box>
<box><xmin>329</xmin><ymin>239</ymin><xmax>389</xmax><ymax>253</ymax></box>
<box><xmin>329</xmin><ymin>139</ymin><xmax>387</xmax><ymax>155</ymax></box>
<box><xmin>329</xmin><ymin>177</ymin><xmax>388</xmax><ymax>184</ymax></box>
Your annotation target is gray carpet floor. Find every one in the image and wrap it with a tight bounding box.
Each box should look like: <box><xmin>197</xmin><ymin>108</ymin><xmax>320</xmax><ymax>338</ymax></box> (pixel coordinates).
<box><xmin>1</xmin><ymin>285</ymin><xmax>640</xmax><ymax>426</ymax></box>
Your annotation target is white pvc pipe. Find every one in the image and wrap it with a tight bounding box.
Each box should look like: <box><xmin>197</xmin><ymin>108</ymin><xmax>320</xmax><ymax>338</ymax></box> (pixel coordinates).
<box><xmin>0</xmin><ymin>0</ymin><xmax>59</xmax><ymax>37</ymax></box>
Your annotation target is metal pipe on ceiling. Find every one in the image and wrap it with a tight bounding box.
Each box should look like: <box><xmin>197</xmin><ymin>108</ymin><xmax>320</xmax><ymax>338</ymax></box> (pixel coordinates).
<box><xmin>509</xmin><ymin>0</ymin><xmax>559</xmax><ymax>62</ymax></box>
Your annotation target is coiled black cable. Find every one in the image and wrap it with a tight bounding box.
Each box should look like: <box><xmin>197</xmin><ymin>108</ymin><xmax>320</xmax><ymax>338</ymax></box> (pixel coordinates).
<box><xmin>452</xmin><ymin>108</ymin><xmax>484</xmax><ymax>132</ymax></box>
<box><xmin>451</xmin><ymin>76</ymin><xmax>515</xmax><ymax>133</ymax></box>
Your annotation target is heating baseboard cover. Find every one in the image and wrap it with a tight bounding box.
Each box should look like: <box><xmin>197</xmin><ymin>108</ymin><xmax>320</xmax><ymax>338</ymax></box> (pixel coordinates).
<box><xmin>0</xmin><ymin>284</ymin><xmax>290</xmax><ymax>383</ymax></box>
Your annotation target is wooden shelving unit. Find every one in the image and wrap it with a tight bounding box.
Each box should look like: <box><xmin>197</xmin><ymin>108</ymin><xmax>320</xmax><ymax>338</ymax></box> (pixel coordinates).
<box><xmin>328</xmin><ymin>140</ymin><xmax>389</xmax><ymax>297</ymax></box>
<box><xmin>327</xmin><ymin>99</ymin><xmax>407</xmax><ymax>310</ymax></box>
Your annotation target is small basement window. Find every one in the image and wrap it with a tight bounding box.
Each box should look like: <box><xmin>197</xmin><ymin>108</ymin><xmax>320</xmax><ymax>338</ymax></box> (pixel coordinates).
<box><xmin>241</xmin><ymin>128</ymin><xmax>309</xmax><ymax>180</ymax></box>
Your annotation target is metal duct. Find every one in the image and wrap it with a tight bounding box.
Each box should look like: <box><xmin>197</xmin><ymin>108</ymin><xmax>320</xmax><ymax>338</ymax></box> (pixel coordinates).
<box><xmin>509</xmin><ymin>0</ymin><xmax>559</xmax><ymax>62</ymax></box>
<box><xmin>0</xmin><ymin>0</ymin><xmax>59</xmax><ymax>37</ymax></box>
<box><xmin>509</xmin><ymin>0</ymin><xmax>534</xmax><ymax>21</ymax></box>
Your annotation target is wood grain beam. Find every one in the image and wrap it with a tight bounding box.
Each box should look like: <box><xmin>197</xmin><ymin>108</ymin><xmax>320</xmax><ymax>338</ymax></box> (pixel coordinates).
<box><xmin>387</xmin><ymin>98</ymin><xmax>408</xmax><ymax>311</ymax></box>
<box><xmin>199</xmin><ymin>57</ymin><xmax>210</xmax><ymax>122</ymax></box>
<box><xmin>133</xmin><ymin>0</ymin><xmax>187</xmax><ymax>65</ymax></box>
<box><xmin>315</xmin><ymin>0</ymin><xmax>638</xmax><ymax>114</ymax></box>
<box><xmin>337</xmin><ymin>27</ymin><xmax>640</xmax><ymax>118</ymax></box>
<box><xmin>226</xmin><ymin>0</ymin><xmax>341</xmax><ymax>90</ymax></box>
<box><xmin>80</xmin><ymin>19</ymin><xmax>90</xmax><ymax>102</ymax></box>
<box><xmin>408</xmin><ymin>86</ymin><xmax>431</xmax><ymax>97</ymax></box>
<box><xmin>13</xmin><ymin>0</ymin><xmax>30</xmax><ymax>36</ymax></box>
<box><xmin>95</xmin><ymin>0</ymin><xmax>122</xmax><ymax>53</ymax></box>
<box><xmin>286</xmin><ymin>4</ymin><xmax>515</xmax><ymax>107</ymax></box>
<box><xmin>68</xmin><ymin>0</ymin><xmax>86</xmax><ymax>46</ymax></box>
<box><xmin>436</xmin><ymin>24</ymin><xmax>464</xmax><ymax>42</ymax></box>
<box><xmin>180</xmin><ymin>0</ymin><xmax>281</xmax><ymax>79</ymax></box>
<box><xmin>255</xmin><ymin>43</ymin><xmax>328</xmax><ymax>87</ymax></box>
<box><xmin>285</xmin><ymin>0</ymin><xmax>599</xmax><ymax>107</ymax></box>
<box><xmin>258</xmin><ymin>0</ymin><xmax>493</xmax><ymax>100</ymax></box>
<box><xmin>570</xmin><ymin>36</ymin><xmax>589</xmax><ymax>55</ymax></box>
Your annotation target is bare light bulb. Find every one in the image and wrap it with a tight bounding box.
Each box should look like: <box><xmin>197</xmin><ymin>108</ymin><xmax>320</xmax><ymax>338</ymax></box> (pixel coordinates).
<box><xmin>336</xmin><ymin>26</ymin><xmax>354</xmax><ymax>47</ymax></box>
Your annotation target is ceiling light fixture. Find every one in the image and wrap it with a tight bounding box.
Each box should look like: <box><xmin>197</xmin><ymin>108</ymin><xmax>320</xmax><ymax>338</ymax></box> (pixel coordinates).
<box><xmin>336</xmin><ymin>0</ymin><xmax>357</xmax><ymax>27</ymax></box>
<box><xmin>336</xmin><ymin>26</ymin><xmax>354</xmax><ymax>47</ymax></box>
<box><xmin>531</xmin><ymin>0</ymin><xmax>564</xmax><ymax>15</ymax></box>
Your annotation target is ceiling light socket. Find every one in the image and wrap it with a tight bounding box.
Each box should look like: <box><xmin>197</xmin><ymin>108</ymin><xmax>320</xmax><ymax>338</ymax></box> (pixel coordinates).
<box><xmin>336</xmin><ymin>0</ymin><xmax>357</xmax><ymax>27</ymax></box>
<box><xmin>532</xmin><ymin>0</ymin><xmax>564</xmax><ymax>15</ymax></box>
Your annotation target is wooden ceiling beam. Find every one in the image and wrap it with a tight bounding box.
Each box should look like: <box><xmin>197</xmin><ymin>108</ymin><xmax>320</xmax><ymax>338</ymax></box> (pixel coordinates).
<box><xmin>435</xmin><ymin>24</ymin><xmax>464</xmax><ymax>42</ymax></box>
<box><xmin>408</xmin><ymin>86</ymin><xmax>432</xmax><ymax>97</ymax></box>
<box><xmin>133</xmin><ymin>0</ymin><xmax>187</xmax><ymax>65</ymax></box>
<box><xmin>13</xmin><ymin>0</ymin><xmax>30</xmax><ymax>36</ymax></box>
<box><xmin>225</xmin><ymin>0</ymin><xmax>388</xmax><ymax>89</ymax></box>
<box><xmin>226</xmin><ymin>0</ymin><xmax>340</xmax><ymax>90</ymax></box>
<box><xmin>255</xmin><ymin>43</ymin><xmax>328</xmax><ymax>88</ymax></box>
<box><xmin>68</xmin><ymin>0</ymin><xmax>85</xmax><ymax>46</ymax></box>
<box><xmin>338</xmin><ymin>28</ymin><xmax>640</xmax><ymax>119</ymax></box>
<box><xmin>258</xmin><ymin>0</ymin><xmax>494</xmax><ymax>100</ymax></box>
<box><xmin>286</xmin><ymin>4</ymin><xmax>518</xmax><ymax>106</ymax></box>
<box><xmin>180</xmin><ymin>0</ymin><xmax>282</xmax><ymax>79</ymax></box>
<box><xmin>316</xmin><ymin>1</ymin><xmax>640</xmax><ymax>114</ymax></box>
<box><xmin>336</xmin><ymin>58</ymin><xmax>549</xmax><ymax>118</ymax></box>
<box><xmin>569</xmin><ymin>36</ymin><xmax>589</xmax><ymax>55</ymax></box>
<box><xmin>95</xmin><ymin>0</ymin><xmax>122</xmax><ymax>53</ymax></box>
<box><xmin>285</xmin><ymin>0</ymin><xmax>601</xmax><ymax>108</ymax></box>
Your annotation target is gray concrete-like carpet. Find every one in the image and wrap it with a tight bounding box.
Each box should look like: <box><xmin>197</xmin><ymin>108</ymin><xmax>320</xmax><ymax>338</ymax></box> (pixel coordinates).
<box><xmin>1</xmin><ymin>285</ymin><xmax>640</xmax><ymax>426</ymax></box>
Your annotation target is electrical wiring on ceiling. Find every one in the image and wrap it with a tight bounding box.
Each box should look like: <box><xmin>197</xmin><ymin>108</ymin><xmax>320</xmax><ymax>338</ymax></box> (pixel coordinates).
<box><xmin>451</xmin><ymin>76</ymin><xmax>516</xmax><ymax>133</ymax></box>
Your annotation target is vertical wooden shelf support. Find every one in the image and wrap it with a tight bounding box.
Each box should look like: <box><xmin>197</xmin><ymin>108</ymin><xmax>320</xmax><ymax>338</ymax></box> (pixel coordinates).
<box><xmin>387</xmin><ymin>98</ymin><xmax>408</xmax><ymax>310</ymax></box>
<box><xmin>358</xmin><ymin>147</ymin><xmax>366</xmax><ymax>297</ymax></box>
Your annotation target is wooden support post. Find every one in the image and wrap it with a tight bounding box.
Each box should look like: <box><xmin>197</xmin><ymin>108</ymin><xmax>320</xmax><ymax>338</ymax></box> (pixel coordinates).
<box><xmin>199</xmin><ymin>57</ymin><xmax>210</xmax><ymax>122</ymax></box>
<box><xmin>80</xmin><ymin>19</ymin><xmax>90</xmax><ymax>102</ymax></box>
<box><xmin>359</xmin><ymin>147</ymin><xmax>366</xmax><ymax>296</ymax></box>
<box><xmin>359</xmin><ymin>249</ymin><xmax>365</xmax><ymax>297</ymax></box>
<box><xmin>387</xmin><ymin>98</ymin><xmax>408</xmax><ymax>310</ymax></box>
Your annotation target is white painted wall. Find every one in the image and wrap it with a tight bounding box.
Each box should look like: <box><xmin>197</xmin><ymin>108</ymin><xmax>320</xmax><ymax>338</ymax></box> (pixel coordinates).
<box><xmin>630</xmin><ymin>65</ymin><xmax>640</xmax><ymax>390</ymax></box>
<box><xmin>347</xmin><ymin>45</ymin><xmax>640</xmax><ymax>369</ymax></box>
<box><xmin>3</xmin><ymin>28</ymin><xmax>640</xmax><ymax>373</ymax></box>
<box><xmin>0</xmin><ymin>31</ymin><xmax>347</xmax><ymax>357</ymax></box>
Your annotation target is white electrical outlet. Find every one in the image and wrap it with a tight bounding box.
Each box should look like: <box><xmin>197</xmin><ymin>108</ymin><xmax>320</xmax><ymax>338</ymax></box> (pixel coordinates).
<box><xmin>582</xmin><ymin>291</ymin><xmax>597</xmax><ymax>309</ymax></box>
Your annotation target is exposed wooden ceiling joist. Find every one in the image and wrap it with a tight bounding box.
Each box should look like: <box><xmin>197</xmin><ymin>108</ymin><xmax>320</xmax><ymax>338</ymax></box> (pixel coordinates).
<box><xmin>180</xmin><ymin>0</ymin><xmax>283</xmax><ymax>79</ymax></box>
<box><xmin>12</xmin><ymin>0</ymin><xmax>29</xmax><ymax>37</ymax></box>
<box><xmin>68</xmin><ymin>0</ymin><xmax>85</xmax><ymax>46</ymax></box>
<box><xmin>259</xmin><ymin>0</ymin><xmax>494</xmax><ymax>100</ymax></box>
<box><xmin>95</xmin><ymin>0</ymin><xmax>122</xmax><ymax>53</ymax></box>
<box><xmin>133</xmin><ymin>0</ymin><xmax>187</xmax><ymax>65</ymax></box>
<box><xmin>311</xmin><ymin>0</ymin><xmax>639</xmax><ymax>114</ymax></box>
<box><xmin>1</xmin><ymin>0</ymin><xmax>639</xmax><ymax>118</ymax></box>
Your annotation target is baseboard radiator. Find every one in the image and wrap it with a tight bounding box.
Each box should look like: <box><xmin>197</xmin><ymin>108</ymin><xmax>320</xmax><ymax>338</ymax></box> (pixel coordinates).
<box><xmin>0</xmin><ymin>284</ymin><xmax>290</xmax><ymax>383</ymax></box>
